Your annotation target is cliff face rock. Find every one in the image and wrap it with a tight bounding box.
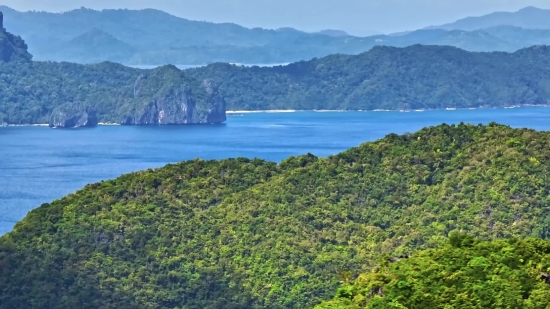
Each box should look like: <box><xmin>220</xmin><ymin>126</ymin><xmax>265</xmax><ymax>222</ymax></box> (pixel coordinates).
<box><xmin>120</xmin><ymin>66</ymin><xmax>226</xmax><ymax>125</ymax></box>
<box><xmin>49</xmin><ymin>106</ymin><xmax>98</xmax><ymax>128</ymax></box>
<box><xmin>202</xmin><ymin>79</ymin><xmax>227</xmax><ymax>124</ymax></box>
<box><xmin>0</xmin><ymin>11</ymin><xmax>32</xmax><ymax>62</ymax></box>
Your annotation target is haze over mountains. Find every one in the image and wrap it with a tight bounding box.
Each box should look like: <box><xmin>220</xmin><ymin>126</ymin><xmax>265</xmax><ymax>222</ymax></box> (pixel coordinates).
<box><xmin>428</xmin><ymin>6</ymin><xmax>550</xmax><ymax>31</ymax></box>
<box><xmin>2</xmin><ymin>5</ymin><xmax>550</xmax><ymax>65</ymax></box>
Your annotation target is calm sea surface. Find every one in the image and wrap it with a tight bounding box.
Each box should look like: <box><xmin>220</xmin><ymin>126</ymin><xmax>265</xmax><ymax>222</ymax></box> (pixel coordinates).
<box><xmin>2</xmin><ymin>109</ymin><xmax>550</xmax><ymax>235</ymax></box>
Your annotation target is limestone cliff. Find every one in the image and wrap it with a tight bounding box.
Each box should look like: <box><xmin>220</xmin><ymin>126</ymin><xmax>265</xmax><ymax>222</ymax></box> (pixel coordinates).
<box><xmin>49</xmin><ymin>105</ymin><xmax>98</xmax><ymax>128</ymax></box>
<box><xmin>119</xmin><ymin>65</ymin><xmax>226</xmax><ymax>125</ymax></box>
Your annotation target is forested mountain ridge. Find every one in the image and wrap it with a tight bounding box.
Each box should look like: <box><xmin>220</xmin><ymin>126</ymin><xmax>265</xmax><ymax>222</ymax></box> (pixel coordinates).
<box><xmin>0</xmin><ymin>60</ymin><xmax>226</xmax><ymax>126</ymax></box>
<box><xmin>3</xmin><ymin>123</ymin><xmax>550</xmax><ymax>308</ymax></box>
<box><xmin>3</xmin><ymin>6</ymin><xmax>550</xmax><ymax>65</ymax></box>
<box><xmin>3</xmin><ymin>17</ymin><xmax>550</xmax><ymax>123</ymax></box>
<box><xmin>189</xmin><ymin>44</ymin><xmax>550</xmax><ymax>111</ymax></box>
<box><xmin>0</xmin><ymin>20</ymin><xmax>226</xmax><ymax>126</ymax></box>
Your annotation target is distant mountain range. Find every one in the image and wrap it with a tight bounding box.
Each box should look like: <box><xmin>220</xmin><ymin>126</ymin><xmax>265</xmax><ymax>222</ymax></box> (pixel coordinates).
<box><xmin>1</xmin><ymin>5</ymin><xmax>550</xmax><ymax>65</ymax></box>
<box><xmin>314</xmin><ymin>29</ymin><xmax>350</xmax><ymax>37</ymax></box>
<box><xmin>428</xmin><ymin>6</ymin><xmax>550</xmax><ymax>31</ymax></box>
<box><xmin>3</xmin><ymin>15</ymin><xmax>550</xmax><ymax>125</ymax></box>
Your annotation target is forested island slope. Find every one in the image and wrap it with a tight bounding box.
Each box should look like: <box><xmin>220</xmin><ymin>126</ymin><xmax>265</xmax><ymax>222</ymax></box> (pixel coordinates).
<box><xmin>0</xmin><ymin>19</ymin><xmax>226</xmax><ymax>127</ymax></box>
<box><xmin>2</xmin><ymin>123</ymin><xmax>550</xmax><ymax>309</ymax></box>
<box><xmin>189</xmin><ymin>45</ymin><xmax>550</xmax><ymax>111</ymax></box>
<box><xmin>4</xmin><ymin>14</ymin><xmax>550</xmax><ymax>124</ymax></box>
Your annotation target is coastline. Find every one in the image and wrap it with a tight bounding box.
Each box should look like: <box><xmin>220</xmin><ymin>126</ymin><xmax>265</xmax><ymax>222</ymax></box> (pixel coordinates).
<box><xmin>3</xmin><ymin>105</ymin><xmax>550</xmax><ymax>127</ymax></box>
<box><xmin>3</xmin><ymin>124</ymin><xmax>49</xmax><ymax>127</ymax></box>
<box><xmin>226</xmin><ymin>104</ymin><xmax>550</xmax><ymax>114</ymax></box>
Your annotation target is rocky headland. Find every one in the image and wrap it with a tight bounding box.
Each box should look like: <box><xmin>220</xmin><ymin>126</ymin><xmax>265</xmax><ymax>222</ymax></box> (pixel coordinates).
<box><xmin>49</xmin><ymin>105</ymin><xmax>98</xmax><ymax>128</ymax></box>
<box><xmin>119</xmin><ymin>70</ymin><xmax>226</xmax><ymax>125</ymax></box>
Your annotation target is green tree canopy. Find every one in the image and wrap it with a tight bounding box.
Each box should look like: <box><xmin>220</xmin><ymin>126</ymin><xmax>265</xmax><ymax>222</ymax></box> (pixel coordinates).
<box><xmin>2</xmin><ymin>123</ymin><xmax>550</xmax><ymax>308</ymax></box>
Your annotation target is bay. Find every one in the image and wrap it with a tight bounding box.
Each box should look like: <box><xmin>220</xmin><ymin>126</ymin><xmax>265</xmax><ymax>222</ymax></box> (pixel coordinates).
<box><xmin>1</xmin><ymin>108</ymin><xmax>550</xmax><ymax>235</ymax></box>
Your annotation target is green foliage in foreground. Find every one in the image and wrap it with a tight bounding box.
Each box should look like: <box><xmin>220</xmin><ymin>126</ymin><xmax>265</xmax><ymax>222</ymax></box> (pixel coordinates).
<box><xmin>2</xmin><ymin>123</ymin><xmax>550</xmax><ymax>309</ymax></box>
<box><xmin>315</xmin><ymin>236</ymin><xmax>550</xmax><ymax>309</ymax></box>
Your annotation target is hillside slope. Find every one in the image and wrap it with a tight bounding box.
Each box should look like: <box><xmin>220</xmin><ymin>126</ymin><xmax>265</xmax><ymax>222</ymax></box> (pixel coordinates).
<box><xmin>314</xmin><ymin>236</ymin><xmax>550</xmax><ymax>309</ymax></box>
<box><xmin>4</xmin><ymin>18</ymin><xmax>550</xmax><ymax>122</ymax></box>
<box><xmin>189</xmin><ymin>45</ymin><xmax>550</xmax><ymax>110</ymax></box>
<box><xmin>0</xmin><ymin>23</ymin><xmax>226</xmax><ymax>126</ymax></box>
<box><xmin>2</xmin><ymin>123</ymin><xmax>550</xmax><ymax>308</ymax></box>
<box><xmin>0</xmin><ymin>61</ymin><xmax>226</xmax><ymax>125</ymax></box>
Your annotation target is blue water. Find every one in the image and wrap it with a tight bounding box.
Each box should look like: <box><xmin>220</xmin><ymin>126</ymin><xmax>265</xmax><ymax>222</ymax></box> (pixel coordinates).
<box><xmin>2</xmin><ymin>108</ymin><xmax>550</xmax><ymax>235</ymax></box>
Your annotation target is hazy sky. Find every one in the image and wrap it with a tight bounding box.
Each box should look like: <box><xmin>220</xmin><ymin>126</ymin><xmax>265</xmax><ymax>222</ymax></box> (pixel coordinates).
<box><xmin>2</xmin><ymin>0</ymin><xmax>550</xmax><ymax>35</ymax></box>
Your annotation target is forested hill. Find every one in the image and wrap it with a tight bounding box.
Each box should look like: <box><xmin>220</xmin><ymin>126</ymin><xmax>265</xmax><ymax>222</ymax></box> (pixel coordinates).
<box><xmin>0</xmin><ymin>21</ymin><xmax>226</xmax><ymax>126</ymax></box>
<box><xmin>189</xmin><ymin>44</ymin><xmax>550</xmax><ymax>110</ymax></box>
<box><xmin>0</xmin><ymin>61</ymin><xmax>226</xmax><ymax>126</ymax></box>
<box><xmin>4</xmin><ymin>17</ymin><xmax>550</xmax><ymax>124</ymax></box>
<box><xmin>3</xmin><ymin>123</ymin><xmax>550</xmax><ymax>309</ymax></box>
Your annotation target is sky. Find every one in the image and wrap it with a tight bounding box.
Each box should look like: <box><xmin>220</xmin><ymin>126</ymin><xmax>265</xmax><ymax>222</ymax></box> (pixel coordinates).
<box><xmin>2</xmin><ymin>0</ymin><xmax>550</xmax><ymax>35</ymax></box>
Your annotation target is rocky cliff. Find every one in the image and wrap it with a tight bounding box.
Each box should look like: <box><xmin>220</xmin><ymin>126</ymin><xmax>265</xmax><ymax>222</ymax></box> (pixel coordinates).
<box><xmin>0</xmin><ymin>11</ymin><xmax>32</xmax><ymax>62</ymax></box>
<box><xmin>119</xmin><ymin>66</ymin><xmax>226</xmax><ymax>125</ymax></box>
<box><xmin>49</xmin><ymin>105</ymin><xmax>98</xmax><ymax>128</ymax></box>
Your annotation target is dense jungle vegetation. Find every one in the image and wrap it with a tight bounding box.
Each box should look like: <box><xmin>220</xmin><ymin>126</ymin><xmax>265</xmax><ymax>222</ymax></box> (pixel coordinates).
<box><xmin>2</xmin><ymin>123</ymin><xmax>550</xmax><ymax>309</ymax></box>
<box><xmin>0</xmin><ymin>60</ymin><xmax>222</xmax><ymax>125</ymax></box>
<box><xmin>315</xmin><ymin>236</ymin><xmax>550</xmax><ymax>309</ymax></box>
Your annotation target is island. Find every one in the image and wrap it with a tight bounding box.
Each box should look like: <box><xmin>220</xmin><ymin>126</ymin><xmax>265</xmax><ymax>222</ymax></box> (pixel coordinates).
<box><xmin>0</xmin><ymin>13</ymin><xmax>226</xmax><ymax>128</ymax></box>
<box><xmin>3</xmin><ymin>9</ymin><xmax>550</xmax><ymax>126</ymax></box>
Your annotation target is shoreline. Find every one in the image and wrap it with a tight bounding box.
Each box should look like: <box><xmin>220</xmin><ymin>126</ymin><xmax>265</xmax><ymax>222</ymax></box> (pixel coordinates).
<box><xmin>3</xmin><ymin>105</ymin><xmax>550</xmax><ymax>127</ymax></box>
<box><xmin>227</xmin><ymin>104</ymin><xmax>550</xmax><ymax>114</ymax></box>
<box><xmin>2</xmin><ymin>124</ymin><xmax>49</xmax><ymax>127</ymax></box>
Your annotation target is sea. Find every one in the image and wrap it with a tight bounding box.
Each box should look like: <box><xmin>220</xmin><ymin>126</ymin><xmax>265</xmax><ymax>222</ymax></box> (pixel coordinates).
<box><xmin>2</xmin><ymin>108</ymin><xmax>550</xmax><ymax>235</ymax></box>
